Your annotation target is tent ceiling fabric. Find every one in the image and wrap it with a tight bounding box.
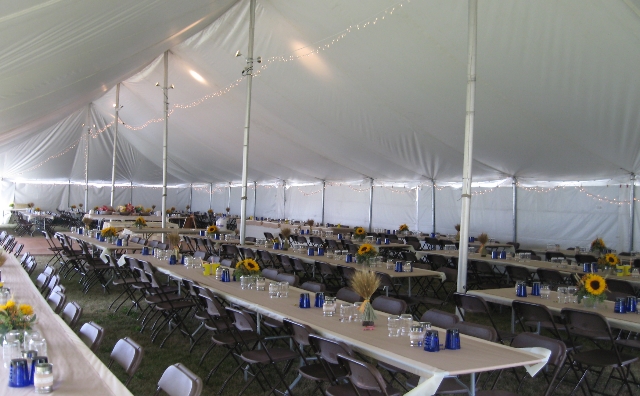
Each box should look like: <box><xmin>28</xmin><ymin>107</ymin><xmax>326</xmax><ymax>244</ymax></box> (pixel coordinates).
<box><xmin>1</xmin><ymin>0</ymin><xmax>639</xmax><ymax>185</ymax></box>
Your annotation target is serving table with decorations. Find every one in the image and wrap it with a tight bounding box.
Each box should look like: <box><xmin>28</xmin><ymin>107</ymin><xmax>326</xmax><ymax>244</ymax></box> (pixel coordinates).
<box><xmin>0</xmin><ymin>252</ymin><xmax>133</xmax><ymax>395</ymax></box>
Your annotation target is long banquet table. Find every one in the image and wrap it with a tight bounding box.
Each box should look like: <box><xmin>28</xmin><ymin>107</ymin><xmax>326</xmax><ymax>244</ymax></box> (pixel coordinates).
<box><xmin>469</xmin><ymin>287</ymin><xmax>640</xmax><ymax>333</ymax></box>
<box><xmin>0</xmin><ymin>252</ymin><xmax>133</xmax><ymax>395</ymax></box>
<box><xmin>121</xmin><ymin>253</ymin><xmax>547</xmax><ymax>395</ymax></box>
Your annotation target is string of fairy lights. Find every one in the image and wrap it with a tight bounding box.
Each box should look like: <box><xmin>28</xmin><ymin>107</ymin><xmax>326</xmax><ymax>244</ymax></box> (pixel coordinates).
<box><xmin>13</xmin><ymin>0</ymin><xmax>416</xmax><ymax>175</ymax></box>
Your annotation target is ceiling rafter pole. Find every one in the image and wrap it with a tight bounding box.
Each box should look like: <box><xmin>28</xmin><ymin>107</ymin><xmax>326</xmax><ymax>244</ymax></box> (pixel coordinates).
<box><xmin>457</xmin><ymin>0</ymin><xmax>478</xmax><ymax>295</ymax></box>
<box><xmin>161</xmin><ymin>50</ymin><xmax>169</xmax><ymax>237</ymax></box>
<box><xmin>631</xmin><ymin>174</ymin><xmax>636</xmax><ymax>251</ymax></box>
<box><xmin>512</xmin><ymin>177</ymin><xmax>517</xmax><ymax>243</ymax></box>
<box><xmin>110</xmin><ymin>83</ymin><xmax>120</xmax><ymax>207</ymax></box>
<box><xmin>368</xmin><ymin>178</ymin><xmax>374</xmax><ymax>233</ymax></box>
<box><xmin>321</xmin><ymin>180</ymin><xmax>326</xmax><ymax>225</ymax></box>
<box><xmin>239</xmin><ymin>0</ymin><xmax>256</xmax><ymax>244</ymax></box>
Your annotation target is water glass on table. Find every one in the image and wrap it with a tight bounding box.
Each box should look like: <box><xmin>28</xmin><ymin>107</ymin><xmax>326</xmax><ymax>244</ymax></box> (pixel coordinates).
<box><xmin>540</xmin><ymin>284</ymin><xmax>551</xmax><ymax>299</ymax></box>
<box><xmin>340</xmin><ymin>303</ymin><xmax>353</xmax><ymax>322</ymax></box>
<box><xmin>399</xmin><ymin>314</ymin><xmax>413</xmax><ymax>336</ymax></box>
<box><xmin>556</xmin><ymin>287</ymin><xmax>568</xmax><ymax>304</ymax></box>
<box><xmin>387</xmin><ymin>316</ymin><xmax>401</xmax><ymax>337</ymax></box>
<box><xmin>567</xmin><ymin>286</ymin><xmax>578</xmax><ymax>303</ymax></box>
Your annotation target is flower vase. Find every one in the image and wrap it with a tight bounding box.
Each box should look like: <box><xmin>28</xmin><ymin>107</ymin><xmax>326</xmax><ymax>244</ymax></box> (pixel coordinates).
<box><xmin>361</xmin><ymin>300</ymin><xmax>376</xmax><ymax>327</ymax></box>
<box><xmin>136</xmin><ymin>224</ymin><xmax>143</xmax><ymax>229</ymax></box>
<box><xmin>480</xmin><ymin>244</ymin><xmax>487</xmax><ymax>257</ymax></box>
<box><xmin>582</xmin><ymin>295</ymin><xmax>599</xmax><ymax>309</ymax></box>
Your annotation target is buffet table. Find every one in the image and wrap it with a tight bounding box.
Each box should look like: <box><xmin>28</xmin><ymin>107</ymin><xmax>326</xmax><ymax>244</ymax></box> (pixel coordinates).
<box><xmin>0</xmin><ymin>252</ymin><xmax>132</xmax><ymax>395</ymax></box>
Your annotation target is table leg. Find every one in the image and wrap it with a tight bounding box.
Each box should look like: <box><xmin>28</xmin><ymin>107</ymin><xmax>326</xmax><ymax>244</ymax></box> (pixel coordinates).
<box><xmin>511</xmin><ymin>309</ymin><xmax>515</xmax><ymax>334</ymax></box>
<box><xmin>470</xmin><ymin>372</ymin><xmax>476</xmax><ymax>396</ymax></box>
<box><xmin>408</xmin><ymin>277</ymin><xmax>412</xmax><ymax>297</ymax></box>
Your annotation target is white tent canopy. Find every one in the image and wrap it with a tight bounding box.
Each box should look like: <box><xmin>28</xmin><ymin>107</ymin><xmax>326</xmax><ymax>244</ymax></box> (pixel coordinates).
<box><xmin>1</xmin><ymin>1</ymin><xmax>639</xmax><ymax>249</ymax></box>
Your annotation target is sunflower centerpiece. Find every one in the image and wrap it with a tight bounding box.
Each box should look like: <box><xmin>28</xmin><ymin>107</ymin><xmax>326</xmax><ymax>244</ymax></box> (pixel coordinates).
<box><xmin>101</xmin><ymin>226</ymin><xmax>118</xmax><ymax>242</ymax></box>
<box><xmin>575</xmin><ymin>273</ymin><xmax>607</xmax><ymax>308</ymax></box>
<box><xmin>598</xmin><ymin>252</ymin><xmax>619</xmax><ymax>271</ymax></box>
<box><xmin>234</xmin><ymin>258</ymin><xmax>262</xmax><ymax>286</ymax></box>
<box><xmin>590</xmin><ymin>237</ymin><xmax>606</xmax><ymax>256</ymax></box>
<box><xmin>356</xmin><ymin>243</ymin><xmax>378</xmax><ymax>267</ymax></box>
<box><xmin>353</xmin><ymin>227</ymin><xmax>366</xmax><ymax>241</ymax></box>
<box><xmin>206</xmin><ymin>225</ymin><xmax>219</xmax><ymax>237</ymax></box>
<box><xmin>133</xmin><ymin>217</ymin><xmax>147</xmax><ymax>229</ymax></box>
<box><xmin>399</xmin><ymin>224</ymin><xmax>409</xmax><ymax>236</ymax></box>
<box><xmin>0</xmin><ymin>299</ymin><xmax>37</xmax><ymax>333</ymax></box>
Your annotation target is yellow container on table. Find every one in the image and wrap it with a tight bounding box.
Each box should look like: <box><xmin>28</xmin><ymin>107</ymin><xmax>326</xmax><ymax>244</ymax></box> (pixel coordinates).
<box><xmin>616</xmin><ymin>265</ymin><xmax>625</xmax><ymax>276</ymax></box>
<box><xmin>210</xmin><ymin>263</ymin><xmax>221</xmax><ymax>276</ymax></box>
<box><xmin>624</xmin><ymin>264</ymin><xmax>632</xmax><ymax>276</ymax></box>
<box><xmin>203</xmin><ymin>263</ymin><xmax>212</xmax><ymax>276</ymax></box>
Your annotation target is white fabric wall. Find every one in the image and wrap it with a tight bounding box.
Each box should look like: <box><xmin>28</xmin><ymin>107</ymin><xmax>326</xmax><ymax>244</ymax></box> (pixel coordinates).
<box><xmin>285</xmin><ymin>184</ymin><xmax>323</xmax><ymax>224</ymax></box>
<box><xmin>254</xmin><ymin>185</ymin><xmax>283</xmax><ymax>219</ymax></box>
<box><xmin>434</xmin><ymin>186</ymin><xmax>513</xmax><ymax>241</ymax></box>
<box><xmin>324</xmin><ymin>183</ymin><xmax>369</xmax><ymax>228</ymax></box>
<box><xmin>371</xmin><ymin>186</ymin><xmax>416</xmax><ymax>231</ymax></box>
<box><xmin>417</xmin><ymin>185</ymin><xmax>435</xmax><ymax>234</ymax></box>
<box><xmin>518</xmin><ymin>186</ymin><xmax>630</xmax><ymax>251</ymax></box>
<box><xmin>5</xmin><ymin>180</ymin><xmax>639</xmax><ymax>252</ymax></box>
<box><xmin>0</xmin><ymin>180</ymin><xmax>15</xmax><ymax>223</ymax></box>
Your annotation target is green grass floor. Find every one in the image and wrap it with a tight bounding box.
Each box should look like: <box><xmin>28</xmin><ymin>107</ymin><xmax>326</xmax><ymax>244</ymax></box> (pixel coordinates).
<box><xmin>28</xmin><ymin>254</ymin><xmax>640</xmax><ymax>395</ymax></box>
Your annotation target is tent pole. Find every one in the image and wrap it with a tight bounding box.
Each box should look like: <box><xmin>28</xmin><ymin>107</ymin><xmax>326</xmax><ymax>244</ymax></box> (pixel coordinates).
<box><xmin>321</xmin><ymin>181</ymin><xmax>326</xmax><ymax>225</ymax></box>
<box><xmin>282</xmin><ymin>181</ymin><xmax>286</xmax><ymax>219</ymax></box>
<box><xmin>110</xmin><ymin>83</ymin><xmax>120</xmax><ymax>206</ymax></box>
<box><xmin>368</xmin><ymin>178</ymin><xmax>374</xmax><ymax>232</ymax></box>
<box><xmin>130</xmin><ymin>181</ymin><xmax>133</xmax><ymax>203</ymax></box>
<box><xmin>631</xmin><ymin>174</ymin><xmax>636</xmax><ymax>251</ymax></box>
<box><xmin>209</xmin><ymin>183</ymin><xmax>213</xmax><ymax>210</ymax></box>
<box><xmin>512</xmin><ymin>177</ymin><xmax>517</xmax><ymax>243</ymax></box>
<box><xmin>161</xmin><ymin>50</ymin><xmax>169</xmax><ymax>236</ymax></box>
<box><xmin>227</xmin><ymin>183</ymin><xmax>231</xmax><ymax>209</ymax></box>
<box><xmin>457</xmin><ymin>0</ymin><xmax>478</xmax><ymax>295</ymax></box>
<box><xmin>84</xmin><ymin>108</ymin><xmax>91</xmax><ymax>211</ymax></box>
<box><xmin>415</xmin><ymin>185</ymin><xmax>420</xmax><ymax>233</ymax></box>
<box><xmin>253</xmin><ymin>181</ymin><xmax>257</xmax><ymax>219</ymax></box>
<box><xmin>67</xmin><ymin>180</ymin><xmax>71</xmax><ymax>209</ymax></box>
<box><xmin>239</xmin><ymin>0</ymin><xmax>256</xmax><ymax>244</ymax></box>
<box><xmin>431</xmin><ymin>180</ymin><xmax>436</xmax><ymax>234</ymax></box>
<box><xmin>189</xmin><ymin>184</ymin><xmax>193</xmax><ymax>211</ymax></box>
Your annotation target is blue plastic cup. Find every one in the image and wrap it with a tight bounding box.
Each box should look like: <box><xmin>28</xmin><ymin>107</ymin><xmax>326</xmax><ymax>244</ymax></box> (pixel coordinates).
<box><xmin>615</xmin><ymin>297</ymin><xmax>627</xmax><ymax>314</ymax></box>
<box><xmin>491</xmin><ymin>251</ymin><xmax>499</xmax><ymax>259</ymax></box>
<box><xmin>299</xmin><ymin>293</ymin><xmax>311</xmax><ymax>308</ymax></box>
<box><xmin>499</xmin><ymin>251</ymin><xmax>507</xmax><ymax>259</ymax></box>
<box><xmin>345</xmin><ymin>253</ymin><xmax>353</xmax><ymax>263</ymax></box>
<box><xmin>469</xmin><ymin>236</ymin><xmax>474</xmax><ymax>242</ymax></box>
<box><xmin>384</xmin><ymin>238</ymin><xmax>390</xmax><ymax>245</ymax></box>
<box><xmin>9</xmin><ymin>358</ymin><xmax>29</xmax><ymax>387</ymax></box>
<box><xmin>531</xmin><ymin>282</ymin><xmax>541</xmax><ymax>296</ymax></box>
<box><xmin>445</xmin><ymin>329</ymin><xmax>461</xmax><ymax>350</ymax></box>
<box><xmin>627</xmin><ymin>296</ymin><xmax>637</xmax><ymax>313</ymax></box>
<box><xmin>395</xmin><ymin>261</ymin><xmax>403</xmax><ymax>272</ymax></box>
<box><xmin>423</xmin><ymin>330</ymin><xmax>440</xmax><ymax>352</ymax></box>
<box><xmin>273</xmin><ymin>242</ymin><xmax>280</xmax><ymax>250</ymax></box>
<box><xmin>318</xmin><ymin>247</ymin><xmax>324</xmax><ymax>256</ymax></box>
<box><xmin>169</xmin><ymin>255</ymin><xmax>177</xmax><ymax>265</ymax></box>
<box><xmin>315</xmin><ymin>292</ymin><xmax>325</xmax><ymax>308</ymax></box>
<box><xmin>200</xmin><ymin>230</ymin><xmax>206</xmax><ymax>236</ymax></box>
<box><xmin>308</xmin><ymin>247</ymin><xmax>314</xmax><ymax>256</ymax></box>
<box><xmin>583</xmin><ymin>263</ymin><xmax>591</xmax><ymax>273</ymax></box>
<box><xmin>376</xmin><ymin>238</ymin><xmax>382</xmax><ymax>245</ymax></box>
<box><xmin>142</xmin><ymin>247</ymin><xmax>149</xmax><ymax>255</ymax></box>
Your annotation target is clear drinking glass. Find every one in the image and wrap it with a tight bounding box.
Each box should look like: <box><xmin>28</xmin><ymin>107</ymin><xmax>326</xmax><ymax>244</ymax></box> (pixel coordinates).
<box><xmin>632</xmin><ymin>268</ymin><xmax>640</xmax><ymax>278</ymax></box>
<box><xmin>29</xmin><ymin>336</ymin><xmax>47</xmax><ymax>357</ymax></box>
<box><xmin>353</xmin><ymin>303</ymin><xmax>363</xmax><ymax>322</ymax></box>
<box><xmin>278</xmin><ymin>282</ymin><xmax>289</xmax><ymax>298</ymax></box>
<box><xmin>323</xmin><ymin>297</ymin><xmax>336</xmax><ymax>316</ymax></box>
<box><xmin>556</xmin><ymin>287</ymin><xmax>568</xmax><ymax>304</ymax></box>
<box><xmin>387</xmin><ymin>316</ymin><xmax>401</xmax><ymax>337</ymax></box>
<box><xmin>409</xmin><ymin>324</ymin><xmax>425</xmax><ymax>347</ymax></box>
<box><xmin>567</xmin><ymin>286</ymin><xmax>578</xmax><ymax>303</ymax></box>
<box><xmin>399</xmin><ymin>314</ymin><xmax>413</xmax><ymax>336</ymax></box>
<box><xmin>340</xmin><ymin>303</ymin><xmax>353</xmax><ymax>322</ymax></box>
<box><xmin>269</xmin><ymin>282</ymin><xmax>279</xmax><ymax>298</ymax></box>
<box><xmin>540</xmin><ymin>284</ymin><xmax>551</xmax><ymax>299</ymax></box>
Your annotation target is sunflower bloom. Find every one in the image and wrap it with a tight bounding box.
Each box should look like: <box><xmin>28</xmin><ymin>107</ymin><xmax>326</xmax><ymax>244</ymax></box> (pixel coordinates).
<box><xmin>244</xmin><ymin>259</ymin><xmax>260</xmax><ymax>271</ymax></box>
<box><xmin>604</xmin><ymin>253</ymin><xmax>619</xmax><ymax>266</ymax></box>
<box><xmin>207</xmin><ymin>225</ymin><xmax>218</xmax><ymax>234</ymax></box>
<box><xmin>358</xmin><ymin>244</ymin><xmax>373</xmax><ymax>255</ymax></box>
<box><xmin>584</xmin><ymin>274</ymin><xmax>607</xmax><ymax>295</ymax></box>
<box><xmin>5</xmin><ymin>300</ymin><xmax>15</xmax><ymax>310</ymax></box>
<box><xmin>19</xmin><ymin>304</ymin><xmax>34</xmax><ymax>316</ymax></box>
<box><xmin>355</xmin><ymin>227</ymin><xmax>365</xmax><ymax>235</ymax></box>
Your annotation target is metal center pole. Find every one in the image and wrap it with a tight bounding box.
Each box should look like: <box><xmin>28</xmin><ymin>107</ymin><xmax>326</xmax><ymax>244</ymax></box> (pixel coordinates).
<box><xmin>110</xmin><ymin>83</ymin><xmax>120</xmax><ymax>206</ymax></box>
<box><xmin>239</xmin><ymin>0</ymin><xmax>256</xmax><ymax>244</ymax></box>
<box><xmin>457</xmin><ymin>0</ymin><xmax>478</xmax><ymax>294</ymax></box>
<box><xmin>161</xmin><ymin>51</ymin><xmax>169</xmax><ymax>236</ymax></box>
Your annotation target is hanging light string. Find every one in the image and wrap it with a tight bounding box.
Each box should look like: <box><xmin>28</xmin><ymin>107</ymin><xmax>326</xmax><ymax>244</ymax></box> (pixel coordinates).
<box><xmin>119</xmin><ymin>0</ymin><xmax>413</xmax><ymax>131</ymax></box>
<box><xmin>14</xmin><ymin>0</ymin><xmax>414</xmax><ymax>175</ymax></box>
